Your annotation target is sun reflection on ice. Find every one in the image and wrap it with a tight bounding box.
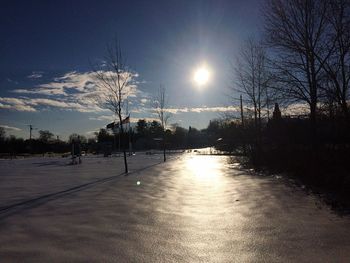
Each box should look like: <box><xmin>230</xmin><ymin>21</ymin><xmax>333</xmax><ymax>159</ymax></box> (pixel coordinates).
<box><xmin>179</xmin><ymin>155</ymin><xmax>229</xmax><ymax>236</ymax></box>
<box><xmin>185</xmin><ymin>155</ymin><xmax>222</xmax><ymax>180</ymax></box>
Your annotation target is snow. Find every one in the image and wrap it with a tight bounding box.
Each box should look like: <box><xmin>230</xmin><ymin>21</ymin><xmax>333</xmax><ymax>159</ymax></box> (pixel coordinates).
<box><xmin>0</xmin><ymin>153</ymin><xmax>349</xmax><ymax>262</ymax></box>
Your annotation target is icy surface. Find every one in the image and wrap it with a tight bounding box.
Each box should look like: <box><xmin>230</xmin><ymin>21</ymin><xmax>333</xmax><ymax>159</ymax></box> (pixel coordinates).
<box><xmin>0</xmin><ymin>153</ymin><xmax>168</xmax><ymax>208</ymax></box>
<box><xmin>0</xmin><ymin>153</ymin><xmax>349</xmax><ymax>262</ymax></box>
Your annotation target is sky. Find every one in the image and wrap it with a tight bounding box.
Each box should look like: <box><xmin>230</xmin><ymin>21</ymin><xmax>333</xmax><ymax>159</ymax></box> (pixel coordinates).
<box><xmin>0</xmin><ymin>0</ymin><xmax>262</xmax><ymax>139</ymax></box>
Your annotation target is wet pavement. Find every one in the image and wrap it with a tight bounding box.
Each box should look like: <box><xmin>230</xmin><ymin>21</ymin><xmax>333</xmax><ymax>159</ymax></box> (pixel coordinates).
<box><xmin>0</xmin><ymin>153</ymin><xmax>349</xmax><ymax>262</ymax></box>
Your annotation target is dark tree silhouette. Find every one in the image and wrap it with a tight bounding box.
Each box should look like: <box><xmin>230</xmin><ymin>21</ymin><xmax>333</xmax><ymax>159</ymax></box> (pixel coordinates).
<box><xmin>136</xmin><ymin>119</ymin><xmax>148</xmax><ymax>137</ymax></box>
<box><xmin>153</xmin><ymin>85</ymin><xmax>170</xmax><ymax>162</ymax></box>
<box><xmin>93</xmin><ymin>41</ymin><xmax>135</xmax><ymax>174</ymax></box>
<box><xmin>233</xmin><ymin>38</ymin><xmax>271</xmax><ymax>141</ymax></box>
<box><xmin>263</xmin><ymin>0</ymin><xmax>332</xmax><ymax>146</ymax></box>
<box><xmin>0</xmin><ymin>127</ymin><xmax>5</xmax><ymax>141</ymax></box>
<box><xmin>38</xmin><ymin>130</ymin><xmax>54</xmax><ymax>142</ymax></box>
<box><xmin>321</xmin><ymin>0</ymin><xmax>350</xmax><ymax>118</ymax></box>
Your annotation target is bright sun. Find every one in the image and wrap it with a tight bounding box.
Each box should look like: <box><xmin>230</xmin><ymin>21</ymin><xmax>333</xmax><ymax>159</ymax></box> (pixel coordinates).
<box><xmin>193</xmin><ymin>66</ymin><xmax>210</xmax><ymax>86</ymax></box>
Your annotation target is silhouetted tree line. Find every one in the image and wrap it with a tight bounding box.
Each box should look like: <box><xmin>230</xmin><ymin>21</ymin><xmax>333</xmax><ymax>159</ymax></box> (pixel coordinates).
<box><xmin>214</xmin><ymin>109</ymin><xmax>350</xmax><ymax>206</ymax></box>
<box><xmin>0</xmin><ymin>128</ymin><xmax>91</xmax><ymax>156</ymax></box>
<box><xmin>0</xmin><ymin>120</ymin><xmax>212</xmax><ymax>156</ymax></box>
<box><xmin>224</xmin><ymin>0</ymin><xmax>350</xmax><ymax>206</ymax></box>
<box><xmin>120</xmin><ymin>120</ymin><xmax>209</xmax><ymax>151</ymax></box>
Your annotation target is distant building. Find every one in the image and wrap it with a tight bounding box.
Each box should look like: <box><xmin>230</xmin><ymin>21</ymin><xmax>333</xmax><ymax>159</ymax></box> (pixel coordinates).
<box><xmin>272</xmin><ymin>103</ymin><xmax>282</xmax><ymax>120</ymax></box>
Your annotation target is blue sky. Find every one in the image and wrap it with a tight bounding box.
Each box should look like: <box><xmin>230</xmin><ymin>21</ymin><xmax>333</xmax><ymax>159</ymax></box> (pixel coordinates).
<box><xmin>0</xmin><ymin>0</ymin><xmax>262</xmax><ymax>139</ymax></box>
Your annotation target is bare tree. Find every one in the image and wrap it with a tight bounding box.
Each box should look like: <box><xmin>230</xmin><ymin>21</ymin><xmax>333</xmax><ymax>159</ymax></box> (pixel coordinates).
<box><xmin>38</xmin><ymin>130</ymin><xmax>54</xmax><ymax>142</ymax></box>
<box><xmin>233</xmin><ymin>38</ymin><xmax>271</xmax><ymax>140</ymax></box>
<box><xmin>154</xmin><ymin>85</ymin><xmax>170</xmax><ymax>162</ymax></box>
<box><xmin>263</xmin><ymin>0</ymin><xmax>333</xmax><ymax>142</ymax></box>
<box><xmin>0</xmin><ymin>127</ymin><xmax>5</xmax><ymax>141</ymax></box>
<box><xmin>321</xmin><ymin>0</ymin><xmax>350</xmax><ymax>118</ymax></box>
<box><xmin>93</xmin><ymin>41</ymin><xmax>135</xmax><ymax>174</ymax></box>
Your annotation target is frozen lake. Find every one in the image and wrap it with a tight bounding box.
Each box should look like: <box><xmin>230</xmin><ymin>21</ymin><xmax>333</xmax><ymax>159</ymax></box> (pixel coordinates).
<box><xmin>0</xmin><ymin>153</ymin><xmax>349</xmax><ymax>262</ymax></box>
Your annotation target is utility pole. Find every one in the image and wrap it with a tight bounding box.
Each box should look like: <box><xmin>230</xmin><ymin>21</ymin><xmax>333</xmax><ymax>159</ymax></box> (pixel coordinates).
<box><xmin>27</xmin><ymin>124</ymin><xmax>34</xmax><ymax>154</ymax></box>
<box><xmin>240</xmin><ymin>95</ymin><xmax>244</xmax><ymax>127</ymax></box>
<box><xmin>29</xmin><ymin>125</ymin><xmax>33</xmax><ymax>140</ymax></box>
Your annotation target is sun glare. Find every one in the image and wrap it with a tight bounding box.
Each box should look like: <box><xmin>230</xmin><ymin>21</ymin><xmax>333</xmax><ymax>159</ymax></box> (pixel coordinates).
<box><xmin>193</xmin><ymin>66</ymin><xmax>210</xmax><ymax>86</ymax></box>
<box><xmin>186</xmin><ymin>155</ymin><xmax>221</xmax><ymax>180</ymax></box>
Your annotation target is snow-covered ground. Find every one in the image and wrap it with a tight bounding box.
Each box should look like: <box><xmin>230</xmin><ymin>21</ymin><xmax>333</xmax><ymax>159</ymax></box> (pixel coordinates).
<box><xmin>0</xmin><ymin>152</ymin><xmax>176</xmax><ymax>209</ymax></box>
<box><xmin>0</xmin><ymin>153</ymin><xmax>349</xmax><ymax>262</ymax></box>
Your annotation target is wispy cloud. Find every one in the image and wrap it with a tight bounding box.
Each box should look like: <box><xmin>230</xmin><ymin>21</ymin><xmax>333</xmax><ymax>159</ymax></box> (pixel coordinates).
<box><xmin>283</xmin><ymin>103</ymin><xmax>309</xmax><ymax>115</ymax></box>
<box><xmin>89</xmin><ymin>114</ymin><xmax>158</xmax><ymax>124</ymax></box>
<box><xmin>5</xmin><ymin>70</ymin><xmax>139</xmax><ymax>113</ymax></box>
<box><xmin>140</xmin><ymin>98</ymin><xmax>149</xmax><ymax>105</ymax></box>
<box><xmin>85</xmin><ymin>130</ymin><xmax>99</xmax><ymax>136</ymax></box>
<box><xmin>0</xmin><ymin>124</ymin><xmax>22</xmax><ymax>131</ymax></box>
<box><xmin>13</xmin><ymin>87</ymin><xmax>67</xmax><ymax>96</ymax></box>
<box><xmin>3</xmin><ymin>70</ymin><xmax>260</xmax><ymax>123</ymax></box>
<box><xmin>162</xmin><ymin>106</ymin><xmax>240</xmax><ymax>114</ymax></box>
<box><xmin>89</xmin><ymin>106</ymin><xmax>240</xmax><ymax>123</ymax></box>
<box><xmin>130</xmin><ymin>117</ymin><xmax>158</xmax><ymax>123</ymax></box>
<box><xmin>27</xmin><ymin>71</ymin><xmax>43</xmax><ymax>79</ymax></box>
<box><xmin>0</xmin><ymin>98</ymin><xmax>37</xmax><ymax>112</ymax></box>
<box><xmin>89</xmin><ymin>115</ymin><xmax>115</xmax><ymax>121</ymax></box>
<box><xmin>28</xmin><ymin>98</ymin><xmax>102</xmax><ymax>112</ymax></box>
<box><xmin>0</xmin><ymin>96</ymin><xmax>102</xmax><ymax>113</ymax></box>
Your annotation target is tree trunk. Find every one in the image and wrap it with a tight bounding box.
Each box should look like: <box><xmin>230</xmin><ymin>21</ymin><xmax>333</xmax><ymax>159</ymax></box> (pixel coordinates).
<box><xmin>163</xmin><ymin>131</ymin><xmax>166</xmax><ymax>162</ymax></box>
<box><xmin>119</xmin><ymin>115</ymin><xmax>128</xmax><ymax>174</ymax></box>
<box><xmin>163</xmin><ymin>142</ymin><xmax>166</xmax><ymax>162</ymax></box>
<box><xmin>341</xmin><ymin>96</ymin><xmax>349</xmax><ymax>119</ymax></box>
<box><xmin>310</xmin><ymin>100</ymin><xmax>318</xmax><ymax>151</ymax></box>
